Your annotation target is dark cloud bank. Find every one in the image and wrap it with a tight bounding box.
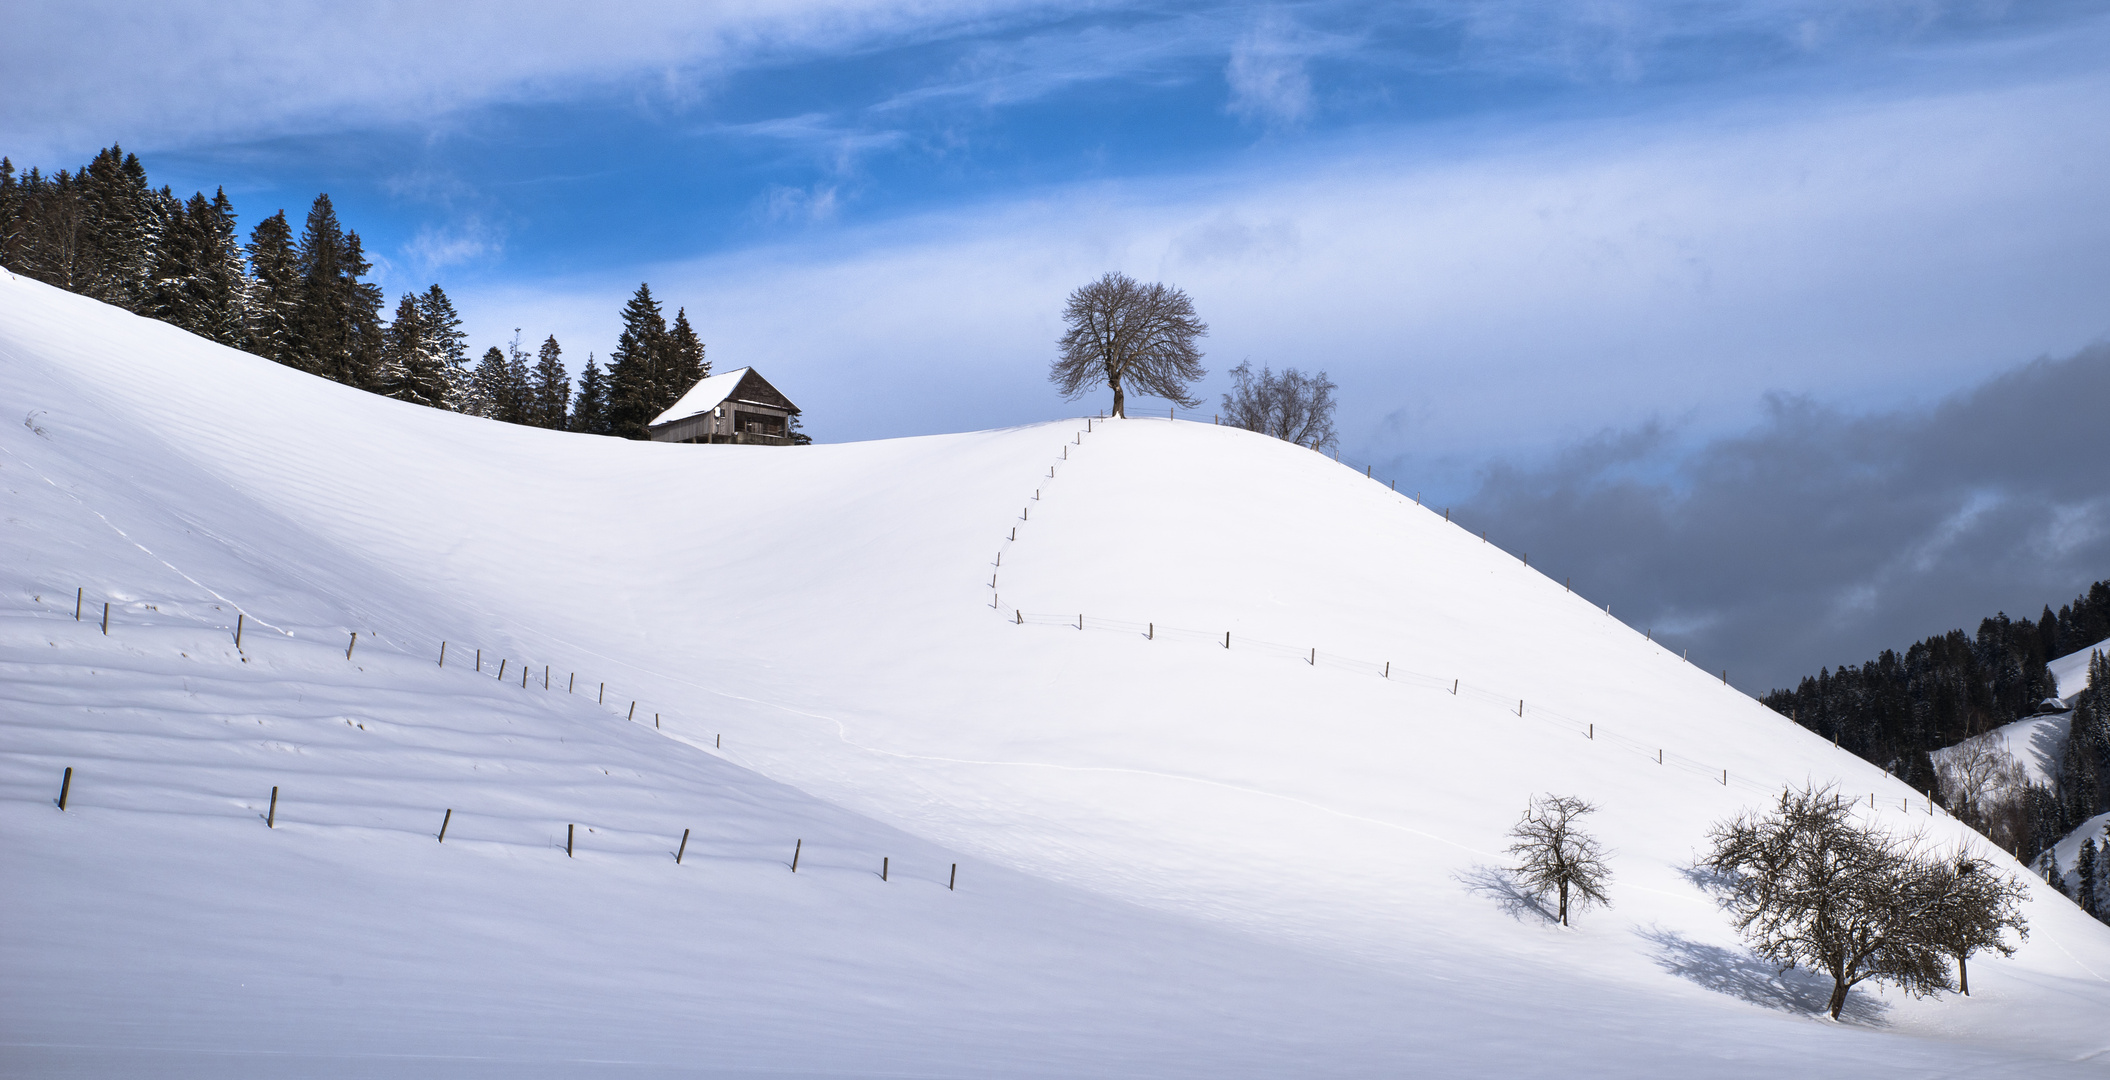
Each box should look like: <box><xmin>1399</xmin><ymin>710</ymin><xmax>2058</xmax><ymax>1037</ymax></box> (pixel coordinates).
<box><xmin>1458</xmin><ymin>344</ymin><xmax>2110</xmax><ymax>694</ymax></box>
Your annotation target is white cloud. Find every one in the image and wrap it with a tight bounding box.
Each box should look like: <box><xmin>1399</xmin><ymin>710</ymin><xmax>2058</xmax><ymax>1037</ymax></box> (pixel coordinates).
<box><xmin>0</xmin><ymin>0</ymin><xmax>1060</xmax><ymax>160</ymax></box>
<box><xmin>1225</xmin><ymin>13</ymin><xmax>1318</xmax><ymax>127</ymax></box>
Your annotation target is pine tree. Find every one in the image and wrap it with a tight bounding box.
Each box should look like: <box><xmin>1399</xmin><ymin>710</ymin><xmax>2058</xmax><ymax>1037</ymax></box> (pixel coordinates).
<box><xmin>142</xmin><ymin>187</ymin><xmax>249</xmax><ymax>346</ymax></box>
<box><xmin>2065</xmin><ymin>700</ymin><xmax>2102</xmax><ymax>830</ymax></box>
<box><xmin>414</xmin><ymin>285</ymin><xmax>472</xmax><ymax>410</ymax></box>
<box><xmin>73</xmin><ymin>146</ymin><xmax>159</xmax><ymax>308</ymax></box>
<box><xmin>663</xmin><ymin>307</ymin><xmax>707</xmax><ymax>404</ymax></box>
<box><xmin>144</xmin><ymin>190</ymin><xmax>208</xmax><ymax>332</ymax></box>
<box><xmin>529</xmin><ymin>335</ymin><xmax>570</xmax><ymax>429</ymax></box>
<box><xmin>501</xmin><ymin>332</ymin><xmax>534</xmax><ymax>424</ymax></box>
<box><xmin>471</xmin><ymin>347</ymin><xmax>511</xmax><ymax>419</ymax></box>
<box><xmin>377</xmin><ymin>293</ymin><xmax>450</xmax><ymax>408</ymax></box>
<box><xmin>571</xmin><ymin>353</ymin><xmax>609</xmax><ymax>435</ymax></box>
<box><xmin>196</xmin><ymin>189</ymin><xmax>250</xmax><ymax>346</ymax></box>
<box><xmin>606</xmin><ymin>283</ymin><xmax>667</xmax><ymax>439</ymax></box>
<box><xmin>244</xmin><ymin>210</ymin><xmax>299</xmax><ymax>365</ymax></box>
<box><xmin>2080</xmin><ymin>838</ymin><xmax>2100</xmax><ymax>918</ymax></box>
<box><xmin>290</xmin><ymin>194</ymin><xmax>383</xmax><ymax>387</ymax></box>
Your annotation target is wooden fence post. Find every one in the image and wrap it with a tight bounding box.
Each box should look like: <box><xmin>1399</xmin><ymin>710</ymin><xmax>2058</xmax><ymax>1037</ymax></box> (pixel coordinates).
<box><xmin>522</xmin><ymin>666</ymin><xmax>528</xmax><ymax>688</ymax></box>
<box><xmin>567</xmin><ymin>824</ymin><xmax>574</xmax><ymax>857</ymax></box>
<box><xmin>882</xmin><ymin>857</ymin><xmax>889</xmax><ymax>881</ymax></box>
<box><xmin>57</xmin><ymin>766</ymin><xmax>72</xmax><ymax>810</ymax></box>
<box><xmin>677</xmin><ymin>828</ymin><xmax>689</xmax><ymax>864</ymax></box>
<box><xmin>950</xmin><ymin>863</ymin><xmax>957</xmax><ymax>890</ymax></box>
<box><xmin>439</xmin><ymin>808</ymin><xmax>451</xmax><ymax>842</ymax></box>
<box><xmin>1383</xmin><ymin>662</ymin><xmax>1390</xmax><ymax>678</ymax></box>
<box><xmin>346</xmin><ymin>632</ymin><xmax>357</xmax><ymax>660</ymax></box>
<box><xmin>1225</xmin><ymin>631</ymin><xmax>1231</xmax><ymax>649</ymax></box>
<box><xmin>75</xmin><ymin>588</ymin><xmax>82</xmax><ymax>620</ymax></box>
<box><xmin>497</xmin><ymin>659</ymin><xmax>506</xmax><ymax>680</ymax></box>
<box><xmin>267</xmin><ymin>786</ymin><xmax>278</xmax><ymax>828</ymax></box>
<box><xmin>438</xmin><ymin>640</ymin><xmax>445</xmax><ymax>665</ymax></box>
<box><xmin>628</xmin><ymin>701</ymin><xmax>637</xmax><ymax>721</ymax></box>
<box><xmin>476</xmin><ymin>648</ymin><xmax>482</xmax><ymax>672</ymax></box>
<box><xmin>1148</xmin><ymin>622</ymin><xmax>1154</xmax><ymax>640</ymax></box>
<box><xmin>102</xmin><ymin>602</ymin><xmax>109</xmax><ymax>635</ymax></box>
<box><xmin>237</xmin><ymin>614</ymin><xmax>245</xmax><ymax>648</ymax></box>
<box><xmin>569</xmin><ymin>673</ymin><xmax>575</xmax><ymax>693</ymax></box>
<box><xmin>599</xmin><ymin>682</ymin><xmax>605</xmax><ymax>704</ymax></box>
<box><xmin>791</xmin><ymin>839</ymin><xmax>801</xmax><ymax>872</ymax></box>
<box><xmin>545</xmin><ymin>666</ymin><xmax>550</xmax><ymax>689</ymax></box>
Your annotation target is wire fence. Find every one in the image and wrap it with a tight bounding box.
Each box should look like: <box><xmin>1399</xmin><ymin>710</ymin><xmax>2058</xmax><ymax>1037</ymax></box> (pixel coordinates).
<box><xmin>987</xmin><ymin>416</ymin><xmax>1951</xmax><ymax>824</ymax></box>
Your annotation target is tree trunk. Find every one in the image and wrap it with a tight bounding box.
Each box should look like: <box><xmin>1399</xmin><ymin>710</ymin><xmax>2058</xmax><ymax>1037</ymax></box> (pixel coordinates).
<box><xmin>1110</xmin><ymin>370</ymin><xmax>1125</xmax><ymax>418</ymax></box>
<box><xmin>1827</xmin><ymin>978</ymin><xmax>1849</xmax><ymax>1019</ymax></box>
<box><xmin>1558</xmin><ymin>881</ymin><xmax>1569</xmax><ymax>926</ymax></box>
<box><xmin>1957</xmin><ymin>953</ymin><xmax>1968</xmax><ymax>996</ymax></box>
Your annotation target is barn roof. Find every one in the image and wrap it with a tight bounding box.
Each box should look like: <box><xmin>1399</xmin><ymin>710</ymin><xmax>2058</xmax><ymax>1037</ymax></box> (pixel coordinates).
<box><xmin>649</xmin><ymin>367</ymin><xmax>798</xmax><ymax>427</ymax></box>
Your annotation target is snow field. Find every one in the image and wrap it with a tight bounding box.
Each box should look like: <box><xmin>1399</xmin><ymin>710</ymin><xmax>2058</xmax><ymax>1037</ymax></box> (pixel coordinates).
<box><xmin>5</xmin><ymin>271</ymin><xmax>2110</xmax><ymax>1076</ymax></box>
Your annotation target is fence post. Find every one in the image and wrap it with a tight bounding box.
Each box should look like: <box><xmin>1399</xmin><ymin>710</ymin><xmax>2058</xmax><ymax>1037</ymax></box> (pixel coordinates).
<box><xmin>1225</xmin><ymin>631</ymin><xmax>1231</xmax><ymax>649</ymax></box>
<box><xmin>477</xmin><ymin>649</ymin><xmax>482</xmax><ymax>672</ymax></box>
<box><xmin>628</xmin><ymin>701</ymin><xmax>637</xmax><ymax>721</ymax></box>
<box><xmin>677</xmin><ymin>828</ymin><xmax>689</xmax><ymax>864</ymax></box>
<box><xmin>57</xmin><ymin>766</ymin><xmax>72</xmax><ymax>810</ymax></box>
<box><xmin>1148</xmin><ymin>622</ymin><xmax>1154</xmax><ymax>640</ymax></box>
<box><xmin>237</xmin><ymin>614</ymin><xmax>245</xmax><ymax>648</ymax></box>
<box><xmin>497</xmin><ymin>659</ymin><xmax>506</xmax><ymax>680</ymax></box>
<box><xmin>599</xmin><ymin>682</ymin><xmax>605</xmax><ymax>704</ymax></box>
<box><xmin>75</xmin><ymin>588</ymin><xmax>83</xmax><ymax>620</ymax></box>
<box><xmin>950</xmin><ymin>863</ymin><xmax>957</xmax><ymax>890</ymax></box>
<box><xmin>438</xmin><ymin>640</ymin><xmax>445</xmax><ymax>665</ymax></box>
<box><xmin>1384</xmin><ymin>661</ymin><xmax>1389</xmax><ymax>678</ymax></box>
<box><xmin>346</xmin><ymin>632</ymin><xmax>357</xmax><ymax>660</ymax></box>
<box><xmin>267</xmin><ymin>786</ymin><xmax>278</xmax><ymax>828</ymax></box>
<box><xmin>439</xmin><ymin>808</ymin><xmax>451</xmax><ymax>842</ymax></box>
<box><xmin>102</xmin><ymin>602</ymin><xmax>109</xmax><ymax>635</ymax></box>
<box><xmin>567</xmin><ymin>824</ymin><xmax>574</xmax><ymax>857</ymax></box>
<box><xmin>791</xmin><ymin>839</ymin><xmax>801</xmax><ymax>872</ymax></box>
<box><xmin>883</xmin><ymin>857</ymin><xmax>889</xmax><ymax>882</ymax></box>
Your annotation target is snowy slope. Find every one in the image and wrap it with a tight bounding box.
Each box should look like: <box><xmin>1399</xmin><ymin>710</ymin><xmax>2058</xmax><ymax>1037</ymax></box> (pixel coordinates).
<box><xmin>5</xmin><ymin>271</ymin><xmax>2110</xmax><ymax>1078</ymax></box>
<box><xmin>2051</xmin><ymin>639</ymin><xmax>2106</xmax><ymax>703</ymax></box>
<box><xmin>1946</xmin><ymin>715</ymin><xmax>2069</xmax><ymax>789</ymax></box>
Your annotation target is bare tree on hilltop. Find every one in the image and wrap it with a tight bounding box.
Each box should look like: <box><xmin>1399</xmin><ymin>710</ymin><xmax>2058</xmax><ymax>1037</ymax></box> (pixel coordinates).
<box><xmin>1220</xmin><ymin>360</ymin><xmax>1338</xmax><ymax>451</ymax></box>
<box><xmin>1051</xmin><ymin>271</ymin><xmax>1207</xmax><ymax>418</ymax></box>
<box><xmin>1507</xmin><ymin>794</ymin><xmax>1613</xmax><ymax>927</ymax></box>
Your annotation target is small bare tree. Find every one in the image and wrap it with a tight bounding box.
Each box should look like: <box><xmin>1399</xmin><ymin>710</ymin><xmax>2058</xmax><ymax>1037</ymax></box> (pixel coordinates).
<box><xmin>1219</xmin><ymin>360</ymin><xmax>1338</xmax><ymax>451</ymax></box>
<box><xmin>1704</xmin><ymin>784</ymin><xmax>1953</xmax><ymax>1019</ymax></box>
<box><xmin>1921</xmin><ymin>849</ymin><xmax>2029</xmax><ymax>995</ymax></box>
<box><xmin>1051</xmin><ymin>272</ymin><xmax>1207</xmax><ymax>418</ymax></box>
<box><xmin>1507</xmin><ymin>794</ymin><xmax>1613</xmax><ymax>926</ymax></box>
<box><xmin>1936</xmin><ymin>737</ymin><xmax>2026</xmax><ymax>834</ymax></box>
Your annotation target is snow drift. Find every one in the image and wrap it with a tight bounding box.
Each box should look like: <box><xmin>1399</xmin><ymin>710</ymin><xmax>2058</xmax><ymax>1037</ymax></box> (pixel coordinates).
<box><xmin>3</xmin><ymin>270</ymin><xmax>2108</xmax><ymax>1078</ymax></box>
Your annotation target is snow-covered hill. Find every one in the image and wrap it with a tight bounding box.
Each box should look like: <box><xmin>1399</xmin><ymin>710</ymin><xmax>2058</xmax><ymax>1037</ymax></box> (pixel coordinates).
<box><xmin>4</xmin><ymin>271</ymin><xmax>2108</xmax><ymax>1078</ymax></box>
<box><xmin>2051</xmin><ymin>639</ymin><xmax>2106</xmax><ymax>704</ymax></box>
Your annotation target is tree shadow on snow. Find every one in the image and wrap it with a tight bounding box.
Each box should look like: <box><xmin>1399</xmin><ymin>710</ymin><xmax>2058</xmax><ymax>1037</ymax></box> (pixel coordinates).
<box><xmin>1456</xmin><ymin>864</ymin><xmax>1559</xmax><ymax>926</ymax></box>
<box><xmin>1636</xmin><ymin>926</ymin><xmax>1890</xmax><ymax>1025</ymax></box>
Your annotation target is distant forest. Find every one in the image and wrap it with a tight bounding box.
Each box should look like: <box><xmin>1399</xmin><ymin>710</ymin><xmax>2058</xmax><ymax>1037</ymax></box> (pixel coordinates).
<box><xmin>0</xmin><ymin>144</ymin><xmax>718</xmax><ymax>439</ymax></box>
<box><xmin>1763</xmin><ymin>580</ymin><xmax>2110</xmax><ymax>859</ymax></box>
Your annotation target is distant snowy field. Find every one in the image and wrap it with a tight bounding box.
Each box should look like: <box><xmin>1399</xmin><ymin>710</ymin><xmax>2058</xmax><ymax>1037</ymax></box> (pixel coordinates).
<box><xmin>3</xmin><ymin>272</ymin><xmax>2107</xmax><ymax>1077</ymax></box>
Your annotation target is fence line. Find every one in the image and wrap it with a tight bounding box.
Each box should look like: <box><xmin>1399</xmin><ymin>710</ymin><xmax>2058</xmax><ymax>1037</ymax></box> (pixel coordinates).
<box><xmin>985</xmin><ymin>417</ymin><xmax>1946</xmax><ymax>820</ymax></box>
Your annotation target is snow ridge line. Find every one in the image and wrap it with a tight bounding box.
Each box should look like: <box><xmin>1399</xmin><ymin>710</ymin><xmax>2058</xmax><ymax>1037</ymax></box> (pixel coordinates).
<box><xmin>981</xmin><ymin>417</ymin><xmax>1945</xmax><ymax>825</ymax></box>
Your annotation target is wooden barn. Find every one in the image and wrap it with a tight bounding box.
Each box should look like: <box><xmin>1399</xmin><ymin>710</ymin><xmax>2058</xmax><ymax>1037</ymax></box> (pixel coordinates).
<box><xmin>646</xmin><ymin>367</ymin><xmax>802</xmax><ymax>445</ymax></box>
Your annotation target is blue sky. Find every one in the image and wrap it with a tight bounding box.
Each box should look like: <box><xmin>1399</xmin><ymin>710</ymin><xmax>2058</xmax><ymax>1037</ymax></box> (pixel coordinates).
<box><xmin>9</xmin><ymin>0</ymin><xmax>2110</xmax><ymax>685</ymax></box>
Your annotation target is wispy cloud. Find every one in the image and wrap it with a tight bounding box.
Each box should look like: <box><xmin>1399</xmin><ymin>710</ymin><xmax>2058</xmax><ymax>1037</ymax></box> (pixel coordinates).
<box><xmin>1226</xmin><ymin>12</ymin><xmax>1320</xmax><ymax>127</ymax></box>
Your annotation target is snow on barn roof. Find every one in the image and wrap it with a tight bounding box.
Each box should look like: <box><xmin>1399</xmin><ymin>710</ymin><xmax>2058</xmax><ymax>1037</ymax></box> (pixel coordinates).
<box><xmin>649</xmin><ymin>367</ymin><xmax>771</xmax><ymax>427</ymax></box>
